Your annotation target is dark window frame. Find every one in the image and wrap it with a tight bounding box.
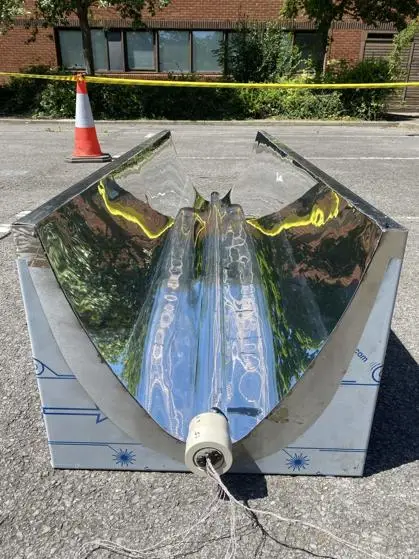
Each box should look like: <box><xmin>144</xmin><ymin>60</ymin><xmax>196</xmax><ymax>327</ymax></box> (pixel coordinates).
<box><xmin>56</xmin><ymin>27</ymin><xmax>114</xmax><ymax>72</ymax></box>
<box><xmin>93</xmin><ymin>29</ymin><xmax>111</xmax><ymax>72</ymax></box>
<box><xmin>191</xmin><ymin>30</ymin><xmax>224</xmax><ymax>74</ymax></box>
<box><xmin>56</xmin><ymin>27</ymin><xmax>227</xmax><ymax>74</ymax></box>
<box><xmin>95</xmin><ymin>28</ymin><xmax>125</xmax><ymax>72</ymax></box>
<box><xmin>365</xmin><ymin>31</ymin><xmax>395</xmax><ymax>43</ymax></box>
<box><xmin>125</xmin><ymin>30</ymin><xmax>156</xmax><ymax>72</ymax></box>
<box><xmin>293</xmin><ymin>30</ymin><xmax>324</xmax><ymax>66</ymax></box>
<box><xmin>56</xmin><ymin>27</ymin><xmax>87</xmax><ymax>70</ymax></box>
<box><xmin>157</xmin><ymin>29</ymin><xmax>191</xmax><ymax>73</ymax></box>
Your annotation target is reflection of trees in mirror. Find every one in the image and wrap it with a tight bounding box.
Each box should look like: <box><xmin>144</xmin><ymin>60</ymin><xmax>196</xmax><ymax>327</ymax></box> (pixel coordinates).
<box><xmin>254</xmin><ymin>238</ymin><xmax>323</xmax><ymax>397</ymax></box>
<box><xmin>36</xmin><ymin>182</ymin><xmax>382</xmax><ymax>442</ymax></box>
<box><xmin>121</xmin><ymin>282</ymin><xmax>157</xmax><ymax>395</ymax></box>
<box><xmin>249</xmin><ymin>185</ymin><xmax>382</xmax><ymax>395</ymax></box>
<box><xmin>37</xmin><ymin>187</ymin><xmax>167</xmax><ymax>366</ymax></box>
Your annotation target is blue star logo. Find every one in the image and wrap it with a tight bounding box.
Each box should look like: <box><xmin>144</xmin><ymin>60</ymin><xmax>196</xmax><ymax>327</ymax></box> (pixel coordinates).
<box><xmin>112</xmin><ymin>448</ymin><xmax>136</xmax><ymax>467</ymax></box>
<box><xmin>286</xmin><ymin>452</ymin><xmax>310</xmax><ymax>472</ymax></box>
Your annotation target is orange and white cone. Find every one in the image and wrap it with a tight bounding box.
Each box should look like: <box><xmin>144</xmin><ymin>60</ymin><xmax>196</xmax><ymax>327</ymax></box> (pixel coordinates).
<box><xmin>67</xmin><ymin>77</ymin><xmax>111</xmax><ymax>163</ymax></box>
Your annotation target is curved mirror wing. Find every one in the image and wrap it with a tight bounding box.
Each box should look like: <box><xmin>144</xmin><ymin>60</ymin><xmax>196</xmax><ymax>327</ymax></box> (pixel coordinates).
<box><xmin>36</xmin><ymin>133</ymin><xmax>382</xmax><ymax>442</ymax></box>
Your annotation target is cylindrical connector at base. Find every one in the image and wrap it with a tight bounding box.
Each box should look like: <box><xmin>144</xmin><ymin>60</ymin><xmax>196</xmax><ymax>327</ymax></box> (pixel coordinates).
<box><xmin>185</xmin><ymin>411</ymin><xmax>233</xmax><ymax>476</ymax></box>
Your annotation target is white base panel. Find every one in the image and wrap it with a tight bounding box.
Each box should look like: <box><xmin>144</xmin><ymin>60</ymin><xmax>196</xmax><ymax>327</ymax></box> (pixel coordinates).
<box><xmin>18</xmin><ymin>258</ymin><xmax>401</xmax><ymax>476</ymax></box>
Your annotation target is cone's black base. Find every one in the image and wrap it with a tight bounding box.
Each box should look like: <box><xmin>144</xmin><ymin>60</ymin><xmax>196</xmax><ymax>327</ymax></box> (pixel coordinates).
<box><xmin>66</xmin><ymin>153</ymin><xmax>112</xmax><ymax>163</ymax></box>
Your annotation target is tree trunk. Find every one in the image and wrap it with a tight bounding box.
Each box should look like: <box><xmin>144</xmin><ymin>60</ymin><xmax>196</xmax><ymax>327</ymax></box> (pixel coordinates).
<box><xmin>319</xmin><ymin>21</ymin><xmax>333</xmax><ymax>74</ymax></box>
<box><xmin>76</xmin><ymin>1</ymin><xmax>94</xmax><ymax>75</ymax></box>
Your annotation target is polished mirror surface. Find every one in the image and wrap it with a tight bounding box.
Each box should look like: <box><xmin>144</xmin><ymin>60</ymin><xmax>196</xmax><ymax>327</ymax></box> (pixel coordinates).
<box><xmin>35</xmin><ymin>133</ymin><xmax>383</xmax><ymax>442</ymax></box>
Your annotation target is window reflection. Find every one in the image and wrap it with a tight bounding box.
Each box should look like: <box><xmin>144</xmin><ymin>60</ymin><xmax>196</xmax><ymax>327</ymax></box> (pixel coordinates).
<box><xmin>126</xmin><ymin>31</ymin><xmax>154</xmax><ymax>70</ymax></box>
<box><xmin>58</xmin><ymin>29</ymin><xmax>107</xmax><ymax>70</ymax></box>
<box><xmin>158</xmin><ymin>31</ymin><xmax>189</xmax><ymax>72</ymax></box>
<box><xmin>192</xmin><ymin>31</ymin><xmax>222</xmax><ymax>72</ymax></box>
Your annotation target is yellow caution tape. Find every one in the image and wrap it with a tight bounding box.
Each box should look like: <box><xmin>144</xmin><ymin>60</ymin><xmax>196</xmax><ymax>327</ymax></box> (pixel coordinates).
<box><xmin>0</xmin><ymin>72</ymin><xmax>78</xmax><ymax>82</ymax></box>
<box><xmin>98</xmin><ymin>181</ymin><xmax>174</xmax><ymax>239</ymax></box>
<box><xmin>247</xmin><ymin>191</ymin><xmax>340</xmax><ymax>237</ymax></box>
<box><xmin>1</xmin><ymin>71</ymin><xmax>419</xmax><ymax>89</ymax></box>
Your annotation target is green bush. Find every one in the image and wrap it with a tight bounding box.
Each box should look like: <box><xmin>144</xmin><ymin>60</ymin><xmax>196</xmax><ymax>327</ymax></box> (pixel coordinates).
<box><xmin>34</xmin><ymin>76</ymin><xmax>247</xmax><ymax>120</ymax></box>
<box><xmin>217</xmin><ymin>21</ymin><xmax>304</xmax><ymax>83</ymax></box>
<box><xmin>389</xmin><ymin>20</ymin><xmax>419</xmax><ymax>80</ymax></box>
<box><xmin>325</xmin><ymin>58</ymin><xmax>392</xmax><ymax>120</ymax></box>
<box><xmin>133</xmin><ymin>73</ymin><xmax>247</xmax><ymax>119</ymax></box>
<box><xmin>37</xmin><ymin>82</ymin><xmax>146</xmax><ymax>119</ymax></box>
<box><xmin>279</xmin><ymin>89</ymin><xmax>343</xmax><ymax>119</ymax></box>
<box><xmin>0</xmin><ymin>76</ymin><xmax>355</xmax><ymax>121</ymax></box>
<box><xmin>239</xmin><ymin>88</ymin><xmax>343</xmax><ymax>119</ymax></box>
<box><xmin>34</xmin><ymin>79</ymin><xmax>343</xmax><ymax>121</ymax></box>
<box><xmin>0</xmin><ymin>65</ymin><xmax>53</xmax><ymax>115</ymax></box>
<box><xmin>0</xmin><ymin>59</ymin><xmax>392</xmax><ymax>121</ymax></box>
<box><xmin>36</xmin><ymin>81</ymin><xmax>75</xmax><ymax>118</ymax></box>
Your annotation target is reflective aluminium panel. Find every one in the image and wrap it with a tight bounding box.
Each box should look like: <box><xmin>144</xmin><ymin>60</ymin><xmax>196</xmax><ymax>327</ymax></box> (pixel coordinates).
<box><xmin>29</xmin><ymin>131</ymin><xmax>384</xmax><ymax>443</ymax></box>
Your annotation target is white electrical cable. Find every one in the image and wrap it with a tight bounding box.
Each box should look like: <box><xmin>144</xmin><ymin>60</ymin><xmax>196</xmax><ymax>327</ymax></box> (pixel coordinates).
<box><xmin>76</xmin><ymin>458</ymin><xmax>394</xmax><ymax>559</ymax></box>
<box><xmin>76</xmin><ymin>486</ymin><xmax>223</xmax><ymax>559</ymax></box>
<box><xmin>225</xmin><ymin>486</ymin><xmax>237</xmax><ymax>559</ymax></box>
<box><xmin>206</xmin><ymin>459</ymin><xmax>393</xmax><ymax>559</ymax></box>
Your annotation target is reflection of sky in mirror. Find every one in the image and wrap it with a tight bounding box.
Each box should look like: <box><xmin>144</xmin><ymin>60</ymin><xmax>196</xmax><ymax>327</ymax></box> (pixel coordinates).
<box><xmin>113</xmin><ymin>137</ymin><xmax>195</xmax><ymax>217</ymax></box>
<box><xmin>233</xmin><ymin>142</ymin><xmax>318</xmax><ymax>218</ymax></box>
<box><xmin>111</xmin><ymin>134</ymin><xmax>317</xmax><ymax>220</ymax></box>
<box><xmin>36</xmin><ymin>132</ymin><xmax>383</xmax><ymax>443</ymax></box>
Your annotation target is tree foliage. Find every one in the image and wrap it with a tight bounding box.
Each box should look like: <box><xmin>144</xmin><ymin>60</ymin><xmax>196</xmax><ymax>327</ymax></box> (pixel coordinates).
<box><xmin>282</xmin><ymin>0</ymin><xmax>419</xmax><ymax>67</ymax></box>
<box><xmin>34</xmin><ymin>0</ymin><xmax>170</xmax><ymax>25</ymax></box>
<box><xmin>0</xmin><ymin>0</ymin><xmax>171</xmax><ymax>74</ymax></box>
<box><xmin>0</xmin><ymin>0</ymin><xmax>24</xmax><ymax>33</ymax></box>
<box><xmin>389</xmin><ymin>17</ymin><xmax>419</xmax><ymax>80</ymax></box>
<box><xmin>283</xmin><ymin>0</ymin><xmax>419</xmax><ymax>31</ymax></box>
<box><xmin>218</xmin><ymin>21</ymin><xmax>305</xmax><ymax>83</ymax></box>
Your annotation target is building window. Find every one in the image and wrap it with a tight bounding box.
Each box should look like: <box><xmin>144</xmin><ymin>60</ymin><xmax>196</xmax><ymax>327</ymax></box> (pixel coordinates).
<box><xmin>192</xmin><ymin>31</ymin><xmax>222</xmax><ymax>72</ymax></box>
<box><xmin>57</xmin><ymin>28</ymin><xmax>225</xmax><ymax>73</ymax></box>
<box><xmin>126</xmin><ymin>31</ymin><xmax>155</xmax><ymax>70</ymax></box>
<box><xmin>294</xmin><ymin>32</ymin><xmax>324</xmax><ymax>68</ymax></box>
<box><xmin>107</xmin><ymin>31</ymin><xmax>125</xmax><ymax>71</ymax></box>
<box><xmin>158</xmin><ymin>31</ymin><xmax>190</xmax><ymax>72</ymax></box>
<box><xmin>58</xmin><ymin>29</ymin><xmax>110</xmax><ymax>70</ymax></box>
<box><xmin>91</xmin><ymin>30</ymin><xmax>107</xmax><ymax>70</ymax></box>
<box><xmin>58</xmin><ymin>30</ymin><xmax>84</xmax><ymax>69</ymax></box>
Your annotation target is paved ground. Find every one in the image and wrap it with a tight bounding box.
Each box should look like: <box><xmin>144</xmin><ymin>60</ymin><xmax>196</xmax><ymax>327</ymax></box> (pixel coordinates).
<box><xmin>0</xmin><ymin>120</ymin><xmax>418</xmax><ymax>559</ymax></box>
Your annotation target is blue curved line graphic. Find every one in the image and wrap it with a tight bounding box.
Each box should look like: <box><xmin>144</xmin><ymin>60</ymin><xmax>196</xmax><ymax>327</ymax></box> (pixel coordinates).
<box><xmin>370</xmin><ymin>362</ymin><xmax>383</xmax><ymax>383</ymax></box>
<box><xmin>33</xmin><ymin>358</ymin><xmax>76</xmax><ymax>379</ymax></box>
<box><xmin>42</xmin><ymin>405</ymin><xmax>107</xmax><ymax>423</ymax></box>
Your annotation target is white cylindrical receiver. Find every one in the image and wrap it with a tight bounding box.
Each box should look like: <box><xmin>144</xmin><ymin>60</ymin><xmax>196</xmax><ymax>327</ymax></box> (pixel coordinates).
<box><xmin>185</xmin><ymin>411</ymin><xmax>233</xmax><ymax>476</ymax></box>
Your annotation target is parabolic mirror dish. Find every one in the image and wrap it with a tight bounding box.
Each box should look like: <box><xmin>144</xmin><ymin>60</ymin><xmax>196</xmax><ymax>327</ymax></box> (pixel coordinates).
<box><xmin>25</xmin><ymin>131</ymin><xmax>384</xmax><ymax>444</ymax></box>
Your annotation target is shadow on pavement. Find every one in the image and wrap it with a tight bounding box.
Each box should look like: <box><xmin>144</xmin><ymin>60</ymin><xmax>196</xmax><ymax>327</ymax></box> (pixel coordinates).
<box><xmin>222</xmin><ymin>473</ymin><xmax>268</xmax><ymax>501</ymax></box>
<box><xmin>364</xmin><ymin>330</ymin><xmax>419</xmax><ymax>475</ymax></box>
<box><xmin>385</xmin><ymin>112</ymin><xmax>419</xmax><ymax>122</ymax></box>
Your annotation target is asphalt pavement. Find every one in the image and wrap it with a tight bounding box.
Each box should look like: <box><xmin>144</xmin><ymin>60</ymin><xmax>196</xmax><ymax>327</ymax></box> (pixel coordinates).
<box><xmin>0</xmin><ymin>120</ymin><xmax>417</xmax><ymax>559</ymax></box>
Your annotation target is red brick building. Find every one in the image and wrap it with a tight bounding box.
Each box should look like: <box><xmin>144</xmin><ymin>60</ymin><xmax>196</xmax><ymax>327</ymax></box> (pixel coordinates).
<box><xmin>0</xmin><ymin>1</ymin><xmax>402</xmax><ymax>74</ymax></box>
<box><xmin>3</xmin><ymin>0</ymin><xmax>418</xmax><ymax>109</ymax></box>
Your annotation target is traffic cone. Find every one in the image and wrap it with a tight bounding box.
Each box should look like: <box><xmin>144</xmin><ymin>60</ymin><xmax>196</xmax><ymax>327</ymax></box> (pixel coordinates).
<box><xmin>67</xmin><ymin>77</ymin><xmax>111</xmax><ymax>163</ymax></box>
